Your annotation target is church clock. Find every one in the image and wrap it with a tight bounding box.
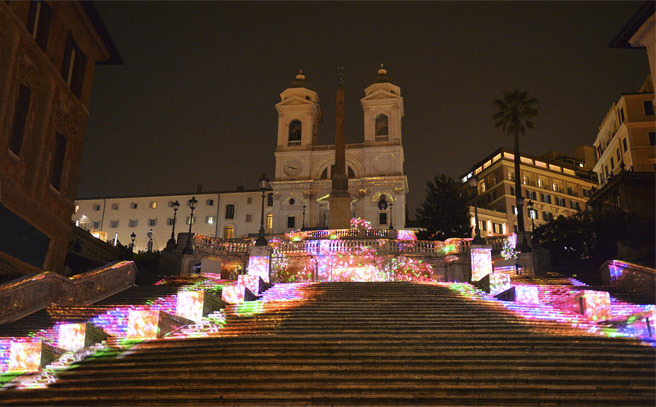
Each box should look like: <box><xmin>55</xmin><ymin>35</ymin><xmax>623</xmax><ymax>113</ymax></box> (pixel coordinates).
<box><xmin>283</xmin><ymin>159</ymin><xmax>303</xmax><ymax>176</ymax></box>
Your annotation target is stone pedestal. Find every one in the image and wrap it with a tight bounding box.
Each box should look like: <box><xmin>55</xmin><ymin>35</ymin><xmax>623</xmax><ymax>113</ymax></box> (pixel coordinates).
<box><xmin>126</xmin><ymin>310</ymin><xmax>192</xmax><ymax>340</ymax></box>
<box><xmin>328</xmin><ymin>195</ymin><xmax>352</xmax><ymax>229</ymax></box>
<box><xmin>470</xmin><ymin>245</ymin><xmax>492</xmax><ymax>282</ymax></box>
<box><xmin>176</xmin><ymin>291</ymin><xmax>224</xmax><ymax>322</ymax></box>
<box><xmin>516</xmin><ymin>252</ymin><xmax>534</xmax><ymax>277</ymax></box>
<box><xmin>57</xmin><ymin>322</ymin><xmax>108</xmax><ymax>352</ymax></box>
<box><xmin>248</xmin><ymin>245</ymin><xmax>273</xmax><ymax>283</ymax></box>
<box><xmin>8</xmin><ymin>341</ymin><xmax>60</xmax><ymax>373</ymax></box>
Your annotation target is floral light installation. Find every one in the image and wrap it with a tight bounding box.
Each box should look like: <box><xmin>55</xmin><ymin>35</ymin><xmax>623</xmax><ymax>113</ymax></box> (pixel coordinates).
<box><xmin>126</xmin><ymin>310</ymin><xmax>160</xmax><ymax>340</ymax></box>
<box><xmin>247</xmin><ymin>255</ymin><xmax>271</xmax><ymax>283</ymax></box>
<box><xmin>176</xmin><ymin>291</ymin><xmax>205</xmax><ymax>322</ymax></box>
<box><xmin>470</xmin><ymin>246</ymin><xmax>492</xmax><ymax>281</ymax></box>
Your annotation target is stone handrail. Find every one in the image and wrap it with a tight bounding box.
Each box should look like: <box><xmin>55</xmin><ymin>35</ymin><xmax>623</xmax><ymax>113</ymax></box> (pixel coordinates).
<box><xmin>0</xmin><ymin>260</ymin><xmax>136</xmax><ymax>324</ymax></box>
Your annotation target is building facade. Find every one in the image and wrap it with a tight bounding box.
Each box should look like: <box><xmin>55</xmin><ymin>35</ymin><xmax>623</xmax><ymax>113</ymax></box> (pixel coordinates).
<box><xmin>72</xmin><ymin>189</ymin><xmax>273</xmax><ymax>253</ymax></box>
<box><xmin>461</xmin><ymin>148</ymin><xmax>598</xmax><ymax>237</ymax></box>
<box><xmin>271</xmin><ymin>67</ymin><xmax>408</xmax><ymax>232</ymax></box>
<box><xmin>0</xmin><ymin>1</ymin><xmax>120</xmax><ymax>275</ymax></box>
<box><xmin>592</xmin><ymin>78</ymin><xmax>655</xmax><ymax>184</ymax></box>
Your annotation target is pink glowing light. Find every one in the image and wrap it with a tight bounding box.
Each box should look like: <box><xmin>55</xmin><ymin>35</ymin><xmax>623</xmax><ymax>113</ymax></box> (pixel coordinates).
<box><xmin>515</xmin><ymin>285</ymin><xmax>539</xmax><ymax>304</ymax></box>
<box><xmin>238</xmin><ymin>274</ymin><xmax>265</xmax><ymax>295</ymax></box>
<box><xmin>8</xmin><ymin>342</ymin><xmax>44</xmax><ymax>373</ymax></box>
<box><xmin>488</xmin><ymin>272</ymin><xmax>511</xmax><ymax>295</ymax></box>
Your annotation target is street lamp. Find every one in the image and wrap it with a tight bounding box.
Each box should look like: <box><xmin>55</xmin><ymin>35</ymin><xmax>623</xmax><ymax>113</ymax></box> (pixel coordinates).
<box><xmin>302</xmin><ymin>204</ymin><xmax>306</xmax><ymax>230</ymax></box>
<box><xmin>468</xmin><ymin>176</ymin><xmax>484</xmax><ymax>244</ymax></box>
<box><xmin>183</xmin><ymin>196</ymin><xmax>198</xmax><ymax>254</ymax></box>
<box><xmin>147</xmin><ymin>229</ymin><xmax>153</xmax><ymax>252</ymax></box>
<box><xmin>389</xmin><ymin>201</ymin><xmax>394</xmax><ymax>230</ymax></box>
<box><xmin>256</xmin><ymin>174</ymin><xmax>269</xmax><ymax>246</ymax></box>
<box><xmin>527</xmin><ymin>200</ymin><xmax>535</xmax><ymax>232</ymax></box>
<box><xmin>516</xmin><ymin>196</ymin><xmax>530</xmax><ymax>252</ymax></box>
<box><xmin>130</xmin><ymin>232</ymin><xmax>136</xmax><ymax>252</ymax></box>
<box><xmin>166</xmin><ymin>200</ymin><xmax>180</xmax><ymax>250</ymax></box>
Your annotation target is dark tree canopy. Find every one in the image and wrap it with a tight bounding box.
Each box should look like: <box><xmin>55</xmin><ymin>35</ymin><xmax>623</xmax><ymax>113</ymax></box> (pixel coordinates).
<box><xmin>415</xmin><ymin>174</ymin><xmax>471</xmax><ymax>241</ymax></box>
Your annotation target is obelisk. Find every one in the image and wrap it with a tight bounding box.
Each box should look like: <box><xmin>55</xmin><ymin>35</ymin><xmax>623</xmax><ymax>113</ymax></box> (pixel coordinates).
<box><xmin>329</xmin><ymin>67</ymin><xmax>352</xmax><ymax>229</ymax></box>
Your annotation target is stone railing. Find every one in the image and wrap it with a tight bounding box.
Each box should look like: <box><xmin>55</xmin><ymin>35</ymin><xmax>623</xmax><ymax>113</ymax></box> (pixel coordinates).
<box><xmin>600</xmin><ymin>260</ymin><xmax>655</xmax><ymax>298</ymax></box>
<box><xmin>0</xmin><ymin>260</ymin><xmax>136</xmax><ymax>324</ymax></box>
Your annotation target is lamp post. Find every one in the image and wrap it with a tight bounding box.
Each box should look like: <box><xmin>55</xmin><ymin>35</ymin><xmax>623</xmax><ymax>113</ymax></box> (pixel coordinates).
<box><xmin>183</xmin><ymin>196</ymin><xmax>198</xmax><ymax>254</ymax></box>
<box><xmin>147</xmin><ymin>229</ymin><xmax>153</xmax><ymax>252</ymax></box>
<box><xmin>389</xmin><ymin>201</ymin><xmax>394</xmax><ymax>230</ymax></box>
<box><xmin>130</xmin><ymin>232</ymin><xmax>136</xmax><ymax>252</ymax></box>
<box><xmin>166</xmin><ymin>200</ymin><xmax>180</xmax><ymax>250</ymax></box>
<box><xmin>256</xmin><ymin>174</ymin><xmax>269</xmax><ymax>246</ymax></box>
<box><xmin>516</xmin><ymin>196</ymin><xmax>530</xmax><ymax>252</ymax></box>
<box><xmin>527</xmin><ymin>200</ymin><xmax>535</xmax><ymax>232</ymax></box>
<box><xmin>468</xmin><ymin>176</ymin><xmax>484</xmax><ymax>244</ymax></box>
<box><xmin>302</xmin><ymin>204</ymin><xmax>306</xmax><ymax>230</ymax></box>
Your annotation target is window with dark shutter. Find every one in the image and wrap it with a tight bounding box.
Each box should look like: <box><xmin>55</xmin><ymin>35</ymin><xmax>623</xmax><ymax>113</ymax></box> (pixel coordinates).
<box><xmin>49</xmin><ymin>133</ymin><xmax>66</xmax><ymax>190</ymax></box>
<box><xmin>9</xmin><ymin>85</ymin><xmax>31</xmax><ymax>155</ymax></box>
<box><xmin>27</xmin><ymin>1</ymin><xmax>52</xmax><ymax>52</ymax></box>
<box><xmin>61</xmin><ymin>32</ymin><xmax>86</xmax><ymax>99</ymax></box>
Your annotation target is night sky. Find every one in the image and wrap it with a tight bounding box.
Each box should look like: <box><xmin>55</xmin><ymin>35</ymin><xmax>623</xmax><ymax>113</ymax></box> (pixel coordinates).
<box><xmin>78</xmin><ymin>1</ymin><xmax>650</xmax><ymax>216</ymax></box>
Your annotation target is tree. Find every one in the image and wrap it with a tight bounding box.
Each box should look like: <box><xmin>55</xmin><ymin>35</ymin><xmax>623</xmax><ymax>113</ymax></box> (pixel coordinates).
<box><xmin>416</xmin><ymin>174</ymin><xmax>471</xmax><ymax>240</ymax></box>
<box><xmin>493</xmin><ymin>89</ymin><xmax>538</xmax><ymax>248</ymax></box>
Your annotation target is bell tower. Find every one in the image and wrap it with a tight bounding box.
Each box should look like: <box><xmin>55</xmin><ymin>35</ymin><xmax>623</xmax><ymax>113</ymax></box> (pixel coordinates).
<box><xmin>275</xmin><ymin>70</ymin><xmax>322</xmax><ymax>151</ymax></box>
<box><xmin>361</xmin><ymin>65</ymin><xmax>404</xmax><ymax>146</ymax></box>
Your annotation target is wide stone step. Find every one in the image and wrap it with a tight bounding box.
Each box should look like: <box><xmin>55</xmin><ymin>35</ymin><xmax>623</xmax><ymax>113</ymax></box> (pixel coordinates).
<box><xmin>1</xmin><ymin>387</ymin><xmax>652</xmax><ymax>406</ymax></box>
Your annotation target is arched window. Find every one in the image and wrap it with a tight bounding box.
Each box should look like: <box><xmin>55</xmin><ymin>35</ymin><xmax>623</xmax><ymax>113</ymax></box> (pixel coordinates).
<box><xmin>375</xmin><ymin>114</ymin><xmax>389</xmax><ymax>141</ymax></box>
<box><xmin>288</xmin><ymin>120</ymin><xmax>302</xmax><ymax>145</ymax></box>
<box><xmin>225</xmin><ymin>204</ymin><xmax>235</xmax><ymax>219</ymax></box>
<box><xmin>223</xmin><ymin>225</ymin><xmax>234</xmax><ymax>239</ymax></box>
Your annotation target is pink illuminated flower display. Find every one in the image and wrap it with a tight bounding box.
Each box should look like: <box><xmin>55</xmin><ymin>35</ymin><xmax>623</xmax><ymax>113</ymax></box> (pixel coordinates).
<box><xmin>127</xmin><ymin>310</ymin><xmax>160</xmax><ymax>340</ymax></box>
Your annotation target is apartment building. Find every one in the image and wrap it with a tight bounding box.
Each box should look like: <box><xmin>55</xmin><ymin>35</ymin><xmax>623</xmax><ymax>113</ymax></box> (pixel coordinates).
<box><xmin>461</xmin><ymin>147</ymin><xmax>597</xmax><ymax>237</ymax></box>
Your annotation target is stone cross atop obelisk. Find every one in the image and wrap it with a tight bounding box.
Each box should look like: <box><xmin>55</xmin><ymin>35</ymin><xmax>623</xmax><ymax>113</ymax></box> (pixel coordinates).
<box><xmin>329</xmin><ymin>67</ymin><xmax>352</xmax><ymax>229</ymax></box>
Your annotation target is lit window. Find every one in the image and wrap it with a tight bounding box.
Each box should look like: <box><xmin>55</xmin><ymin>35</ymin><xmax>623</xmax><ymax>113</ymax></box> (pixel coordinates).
<box><xmin>512</xmin><ymin>206</ymin><xmax>517</xmax><ymax>215</ymax></box>
<box><xmin>185</xmin><ymin>216</ymin><xmax>196</xmax><ymax>225</ymax></box>
<box><xmin>74</xmin><ymin>205</ymin><xmax>80</xmax><ymax>213</ymax></box>
<box><xmin>223</xmin><ymin>226</ymin><xmax>234</xmax><ymax>239</ymax></box>
<box><xmin>149</xmin><ymin>202</ymin><xmax>157</xmax><ymax>209</ymax></box>
<box><xmin>205</xmin><ymin>216</ymin><xmax>215</xmax><ymax>224</ymax></box>
<box><xmin>266</xmin><ymin>213</ymin><xmax>273</xmax><ymax>229</ymax></box>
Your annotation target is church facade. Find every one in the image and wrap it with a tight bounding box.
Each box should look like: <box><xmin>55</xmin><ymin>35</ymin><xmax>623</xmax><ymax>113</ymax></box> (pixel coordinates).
<box><xmin>270</xmin><ymin>67</ymin><xmax>408</xmax><ymax>232</ymax></box>
<box><xmin>72</xmin><ymin>67</ymin><xmax>409</xmax><ymax>251</ymax></box>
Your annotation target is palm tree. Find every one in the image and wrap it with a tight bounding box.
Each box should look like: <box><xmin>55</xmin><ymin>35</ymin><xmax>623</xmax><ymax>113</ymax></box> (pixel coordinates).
<box><xmin>493</xmin><ymin>89</ymin><xmax>538</xmax><ymax>251</ymax></box>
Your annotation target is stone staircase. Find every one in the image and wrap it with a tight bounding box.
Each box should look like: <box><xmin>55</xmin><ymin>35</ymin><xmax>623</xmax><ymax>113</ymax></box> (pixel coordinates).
<box><xmin>1</xmin><ymin>282</ymin><xmax>654</xmax><ymax>405</ymax></box>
